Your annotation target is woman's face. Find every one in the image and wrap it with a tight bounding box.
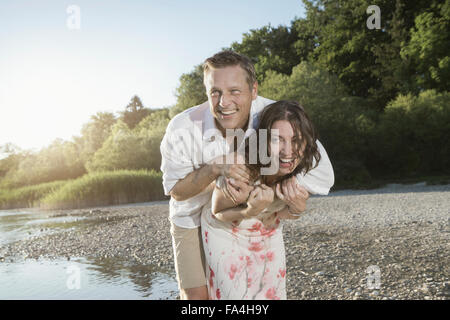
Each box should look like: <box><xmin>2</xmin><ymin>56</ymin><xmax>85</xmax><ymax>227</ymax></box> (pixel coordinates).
<box><xmin>269</xmin><ymin>120</ymin><xmax>302</xmax><ymax>177</ymax></box>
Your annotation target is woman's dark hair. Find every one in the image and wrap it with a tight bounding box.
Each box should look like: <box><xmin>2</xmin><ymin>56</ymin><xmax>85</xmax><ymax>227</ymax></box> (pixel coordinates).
<box><xmin>244</xmin><ymin>100</ymin><xmax>321</xmax><ymax>183</ymax></box>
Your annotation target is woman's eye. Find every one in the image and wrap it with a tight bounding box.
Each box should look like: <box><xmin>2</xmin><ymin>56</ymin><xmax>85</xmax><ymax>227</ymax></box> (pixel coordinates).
<box><xmin>211</xmin><ymin>91</ymin><xmax>220</xmax><ymax>97</ymax></box>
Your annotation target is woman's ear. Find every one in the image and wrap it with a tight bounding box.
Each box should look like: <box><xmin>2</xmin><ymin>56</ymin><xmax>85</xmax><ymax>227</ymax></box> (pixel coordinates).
<box><xmin>298</xmin><ymin>140</ymin><xmax>307</xmax><ymax>157</ymax></box>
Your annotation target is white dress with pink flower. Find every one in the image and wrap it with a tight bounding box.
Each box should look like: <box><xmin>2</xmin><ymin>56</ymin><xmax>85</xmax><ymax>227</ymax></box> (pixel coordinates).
<box><xmin>200</xmin><ymin>178</ymin><xmax>287</xmax><ymax>300</ymax></box>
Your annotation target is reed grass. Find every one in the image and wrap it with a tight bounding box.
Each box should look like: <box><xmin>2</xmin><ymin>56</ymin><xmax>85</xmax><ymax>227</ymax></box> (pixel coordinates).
<box><xmin>0</xmin><ymin>180</ymin><xmax>68</xmax><ymax>209</ymax></box>
<box><xmin>39</xmin><ymin>169</ymin><xmax>166</xmax><ymax>209</ymax></box>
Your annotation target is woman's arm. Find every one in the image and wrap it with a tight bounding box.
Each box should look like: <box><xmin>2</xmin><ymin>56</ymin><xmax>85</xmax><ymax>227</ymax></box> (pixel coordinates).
<box><xmin>212</xmin><ymin>183</ymin><xmax>274</xmax><ymax>223</ymax></box>
<box><xmin>276</xmin><ymin>206</ymin><xmax>302</xmax><ymax>220</ymax></box>
<box><xmin>211</xmin><ymin>184</ymin><xmax>252</xmax><ymax>222</ymax></box>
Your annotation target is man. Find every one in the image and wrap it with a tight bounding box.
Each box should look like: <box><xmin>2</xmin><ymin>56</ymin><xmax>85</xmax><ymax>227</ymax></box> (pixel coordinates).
<box><xmin>160</xmin><ymin>50</ymin><xmax>334</xmax><ymax>300</ymax></box>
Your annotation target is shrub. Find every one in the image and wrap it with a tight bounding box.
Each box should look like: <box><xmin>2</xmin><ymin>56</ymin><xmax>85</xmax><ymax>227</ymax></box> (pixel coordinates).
<box><xmin>374</xmin><ymin>90</ymin><xmax>450</xmax><ymax>176</ymax></box>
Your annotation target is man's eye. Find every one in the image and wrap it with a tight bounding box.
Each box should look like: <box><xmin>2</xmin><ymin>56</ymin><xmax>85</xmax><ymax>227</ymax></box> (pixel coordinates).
<box><xmin>231</xmin><ymin>90</ymin><xmax>240</xmax><ymax>95</ymax></box>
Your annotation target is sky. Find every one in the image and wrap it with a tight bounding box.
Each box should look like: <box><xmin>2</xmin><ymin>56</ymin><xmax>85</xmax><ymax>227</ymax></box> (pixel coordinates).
<box><xmin>0</xmin><ymin>0</ymin><xmax>306</xmax><ymax>153</ymax></box>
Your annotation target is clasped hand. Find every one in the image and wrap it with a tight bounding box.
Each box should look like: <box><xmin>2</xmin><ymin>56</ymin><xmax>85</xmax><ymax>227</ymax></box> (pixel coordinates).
<box><xmin>275</xmin><ymin>176</ymin><xmax>309</xmax><ymax>214</ymax></box>
<box><xmin>223</xmin><ymin>178</ymin><xmax>274</xmax><ymax>218</ymax></box>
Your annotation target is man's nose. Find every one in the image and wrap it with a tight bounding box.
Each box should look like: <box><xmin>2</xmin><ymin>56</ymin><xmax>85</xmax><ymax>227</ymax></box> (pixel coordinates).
<box><xmin>220</xmin><ymin>93</ymin><xmax>232</xmax><ymax>107</ymax></box>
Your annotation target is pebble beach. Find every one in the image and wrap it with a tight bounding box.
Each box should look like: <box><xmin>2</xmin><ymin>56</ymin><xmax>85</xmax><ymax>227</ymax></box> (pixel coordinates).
<box><xmin>1</xmin><ymin>183</ymin><xmax>449</xmax><ymax>300</ymax></box>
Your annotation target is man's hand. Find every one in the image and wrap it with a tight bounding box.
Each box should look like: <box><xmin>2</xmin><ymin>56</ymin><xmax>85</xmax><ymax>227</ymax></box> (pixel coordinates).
<box><xmin>211</xmin><ymin>153</ymin><xmax>252</xmax><ymax>183</ymax></box>
<box><xmin>275</xmin><ymin>176</ymin><xmax>309</xmax><ymax>214</ymax></box>
<box><xmin>245</xmin><ymin>184</ymin><xmax>274</xmax><ymax>217</ymax></box>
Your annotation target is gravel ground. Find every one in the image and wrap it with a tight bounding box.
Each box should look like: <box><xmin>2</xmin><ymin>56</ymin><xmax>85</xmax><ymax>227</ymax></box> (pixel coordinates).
<box><xmin>1</xmin><ymin>183</ymin><xmax>449</xmax><ymax>300</ymax></box>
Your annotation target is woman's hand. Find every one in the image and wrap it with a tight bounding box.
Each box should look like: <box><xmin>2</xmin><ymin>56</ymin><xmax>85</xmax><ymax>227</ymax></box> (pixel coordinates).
<box><xmin>260</xmin><ymin>212</ymin><xmax>280</xmax><ymax>229</ymax></box>
<box><xmin>245</xmin><ymin>184</ymin><xmax>274</xmax><ymax>217</ymax></box>
<box><xmin>275</xmin><ymin>176</ymin><xmax>309</xmax><ymax>215</ymax></box>
<box><xmin>211</xmin><ymin>152</ymin><xmax>251</xmax><ymax>183</ymax></box>
<box><xmin>225</xmin><ymin>178</ymin><xmax>254</xmax><ymax>205</ymax></box>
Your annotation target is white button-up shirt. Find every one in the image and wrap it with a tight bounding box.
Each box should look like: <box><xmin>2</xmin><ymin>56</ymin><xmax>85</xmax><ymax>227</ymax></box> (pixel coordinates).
<box><xmin>160</xmin><ymin>96</ymin><xmax>334</xmax><ymax>228</ymax></box>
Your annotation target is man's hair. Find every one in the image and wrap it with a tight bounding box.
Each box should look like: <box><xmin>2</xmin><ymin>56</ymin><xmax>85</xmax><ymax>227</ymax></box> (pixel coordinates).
<box><xmin>203</xmin><ymin>50</ymin><xmax>257</xmax><ymax>89</ymax></box>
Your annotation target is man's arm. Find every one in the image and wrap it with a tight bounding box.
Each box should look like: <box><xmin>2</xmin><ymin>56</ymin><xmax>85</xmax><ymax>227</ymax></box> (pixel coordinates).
<box><xmin>169</xmin><ymin>155</ymin><xmax>252</xmax><ymax>202</ymax></box>
<box><xmin>296</xmin><ymin>140</ymin><xmax>334</xmax><ymax>195</ymax></box>
<box><xmin>169</xmin><ymin>164</ymin><xmax>219</xmax><ymax>201</ymax></box>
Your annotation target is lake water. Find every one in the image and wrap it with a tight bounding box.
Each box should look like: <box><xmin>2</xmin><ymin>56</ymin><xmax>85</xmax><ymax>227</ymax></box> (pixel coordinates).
<box><xmin>0</xmin><ymin>209</ymin><xmax>178</xmax><ymax>300</ymax></box>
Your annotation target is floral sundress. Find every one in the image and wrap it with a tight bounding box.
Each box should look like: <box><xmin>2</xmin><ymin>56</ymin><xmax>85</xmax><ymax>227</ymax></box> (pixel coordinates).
<box><xmin>200</xmin><ymin>177</ymin><xmax>287</xmax><ymax>300</ymax></box>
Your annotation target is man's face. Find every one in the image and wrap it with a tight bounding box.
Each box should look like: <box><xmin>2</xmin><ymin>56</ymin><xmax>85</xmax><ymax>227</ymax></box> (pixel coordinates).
<box><xmin>204</xmin><ymin>65</ymin><xmax>257</xmax><ymax>135</ymax></box>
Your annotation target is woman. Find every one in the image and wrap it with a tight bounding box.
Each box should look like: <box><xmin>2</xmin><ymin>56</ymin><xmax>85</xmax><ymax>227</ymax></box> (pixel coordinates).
<box><xmin>201</xmin><ymin>100</ymin><xmax>322</xmax><ymax>300</ymax></box>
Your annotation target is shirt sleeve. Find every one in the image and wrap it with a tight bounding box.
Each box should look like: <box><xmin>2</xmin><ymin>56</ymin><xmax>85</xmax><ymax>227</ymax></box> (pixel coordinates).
<box><xmin>295</xmin><ymin>140</ymin><xmax>334</xmax><ymax>195</ymax></box>
<box><xmin>160</xmin><ymin>125</ymin><xmax>195</xmax><ymax>196</ymax></box>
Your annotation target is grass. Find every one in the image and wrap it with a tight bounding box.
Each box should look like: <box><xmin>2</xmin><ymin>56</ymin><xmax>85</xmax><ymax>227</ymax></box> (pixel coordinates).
<box><xmin>39</xmin><ymin>169</ymin><xmax>166</xmax><ymax>209</ymax></box>
<box><xmin>0</xmin><ymin>180</ymin><xmax>68</xmax><ymax>209</ymax></box>
<box><xmin>1</xmin><ymin>169</ymin><xmax>447</xmax><ymax>210</ymax></box>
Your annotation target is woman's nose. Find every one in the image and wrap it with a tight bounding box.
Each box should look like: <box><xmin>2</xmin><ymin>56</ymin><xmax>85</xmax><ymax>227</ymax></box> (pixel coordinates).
<box><xmin>281</xmin><ymin>140</ymin><xmax>293</xmax><ymax>157</ymax></box>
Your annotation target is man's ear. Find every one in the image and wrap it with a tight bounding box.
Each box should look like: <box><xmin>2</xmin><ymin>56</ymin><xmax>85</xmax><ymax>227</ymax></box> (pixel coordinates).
<box><xmin>252</xmin><ymin>81</ymin><xmax>258</xmax><ymax>100</ymax></box>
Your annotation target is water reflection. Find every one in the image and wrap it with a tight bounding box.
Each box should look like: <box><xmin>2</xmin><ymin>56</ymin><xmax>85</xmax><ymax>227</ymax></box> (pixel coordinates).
<box><xmin>0</xmin><ymin>209</ymin><xmax>129</xmax><ymax>246</ymax></box>
<box><xmin>0</xmin><ymin>209</ymin><xmax>179</xmax><ymax>300</ymax></box>
<box><xmin>0</xmin><ymin>256</ymin><xmax>178</xmax><ymax>299</ymax></box>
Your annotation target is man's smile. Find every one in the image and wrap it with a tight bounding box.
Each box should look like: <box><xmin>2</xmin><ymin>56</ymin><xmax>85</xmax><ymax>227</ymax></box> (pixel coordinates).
<box><xmin>217</xmin><ymin>107</ymin><xmax>239</xmax><ymax>117</ymax></box>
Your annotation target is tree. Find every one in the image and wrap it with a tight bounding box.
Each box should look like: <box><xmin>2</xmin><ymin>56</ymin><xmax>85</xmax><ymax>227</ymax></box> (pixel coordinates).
<box><xmin>0</xmin><ymin>139</ymin><xmax>86</xmax><ymax>188</ymax></box>
<box><xmin>375</xmin><ymin>90</ymin><xmax>450</xmax><ymax>176</ymax></box>
<box><xmin>170</xmin><ymin>65</ymin><xmax>207</xmax><ymax>118</ymax></box>
<box><xmin>86</xmin><ymin>110</ymin><xmax>170</xmax><ymax>173</ymax></box>
<box><xmin>400</xmin><ymin>0</ymin><xmax>450</xmax><ymax>93</ymax></box>
<box><xmin>0</xmin><ymin>143</ymin><xmax>23</xmax><ymax>182</ymax></box>
<box><xmin>120</xmin><ymin>95</ymin><xmax>151</xmax><ymax>129</ymax></box>
<box><xmin>230</xmin><ymin>24</ymin><xmax>302</xmax><ymax>83</ymax></box>
<box><xmin>303</xmin><ymin>0</ymin><xmax>438</xmax><ymax>109</ymax></box>
<box><xmin>77</xmin><ymin>111</ymin><xmax>117</xmax><ymax>163</ymax></box>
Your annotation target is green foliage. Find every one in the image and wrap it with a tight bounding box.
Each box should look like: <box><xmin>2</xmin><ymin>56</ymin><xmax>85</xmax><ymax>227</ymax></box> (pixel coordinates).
<box><xmin>40</xmin><ymin>169</ymin><xmax>165</xmax><ymax>209</ymax></box>
<box><xmin>374</xmin><ymin>90</ymin><xmax>450</xmax><ymax>176</ymax></box>
<box><xmin>76</xmin><ymin>111</ymin><xmax>117</xmax><ymax>163</ymax></box>
<box><xmin>0</xmin><ymin>180</ymin><xmax>68</xmax><ymax>209</ymax></box>
<box><xmin>332</xmin><ymin>159</ymin><xmax>373</xmax><ymax>189</ymax></box>
<box><xmin>230</xmin><ymin>24</ymin><xmax>303</xmax><ymax>83</ymax></box>
<box><xmin>86</xmin><ymin>109</ymin><xmax>170</xmax><ymax>172</ymax></box>
<box><xmin>169</xmin><ymin>65</ymin><xmax>207</xmax><ymax>118</ymax></box>
<box><xmin>0</xmin><ymin>139</ymin><xmax>86</xmax><ymax>189</ymax></box>
<box><xmin>400</xmin><ymin>1</ymin><xmax>450</xmax><ymax>92</ymax></box>
<box><xmin>0</xmin><ymin>144</ymin><xmax>24</xmax><ymax>179</ymax></box>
